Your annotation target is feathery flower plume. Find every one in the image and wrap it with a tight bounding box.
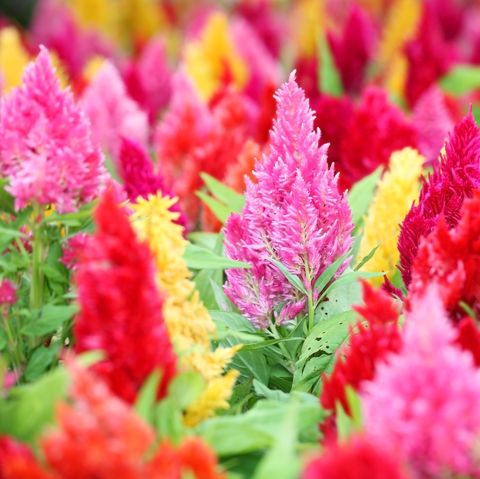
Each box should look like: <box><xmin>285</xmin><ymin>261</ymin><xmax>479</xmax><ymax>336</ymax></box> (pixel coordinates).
<box><xmin>117</xmin><ymin>138</ymin><xmax>187</xmax><ymax>230</ymax></box>
<box><xmin>398</xmin><ymin>113</ymin><xmax>480</xmax><ymax>287</ymax></box>
<box><xmin>338</xmin><ymin>87</ymin><xmax>418</xmax><ymax>190</ymax></box>
<box><xmin>357</xmin><ymin>147</ymin><xmax>424</xmax><ymax>284</ymax></box>
<box><xmin>131</xmin><ymin>194</ymin><xmax>238</xmax><ymax>426</ymax></box>
<box><xmin>409</xmin><ymin>191</ymin><xmax>480</xmax><ymax>321</ymax></box>
<box><xmin>412</xmin><ymin>87</ymin><xmax>454</xmax><ymax>165</ymax></box>
<box><xmin>327</xmin><ymin>5</ymin><xmax>376</xmax><ymax>94</ymax></box>
<box><xmin>41</xmin><ymin>364</ymin><xmax>225</xmax><ymax>479</ymax></box>
<box><xmin>303</xmin><ymin>436</ymin><xmax>411</xmax><ymax>479</ymax></box>
<box><xmin>0</xmin><ymin>47</ymin><xmax>105</xmax><ymax>212</ymax></box>
<box><xmin>224</xmin><ymin>72</ymin><xmax>353</xmax><ymax>328</ymax></box>
<box><xmin>184</xmin><ymin>12</ymin><xmax>248</xmax><ymax>101</ymax></box>
<box><xmin>362</xmin><ymin>286</ymin><xmax>480</xmax><ymax>478</ymax></box>
<box><xmin>123</xmin><ymin>35</ymin><xmax>172</xmax><ymax>123</ymax></box>
<box><xmin>73</xmin><ymin>190</ymin><xmax>177</xmax><ymax>403</ymax></box>
<box><xmin>81</xmin><ymin>61</ymin><xmax>148</xmax><ymax>159</ymax></box>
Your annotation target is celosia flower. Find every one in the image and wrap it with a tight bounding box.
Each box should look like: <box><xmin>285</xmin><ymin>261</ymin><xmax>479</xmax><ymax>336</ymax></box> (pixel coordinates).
<box><xmin>362</xmin><ymin>286</ymin><xmax>480</xmax><ymax>478</ymax></box>
<box><xmin>357</xmin><ymin>147</ymin><xmax>424</xmax><ymax>284</ymax></box>
<box><xmin>73</xmin><ymin>189</ymin><xmax>177</xmax><ymax>403</ymax></box>
<box><xmin>81</xmin><ymin>61</ymin><xmax>148</xmax><ymax>159</ymax></box>
<box><xmin>0</xmin><ymin>27</ymin><xmax>29</xmax><ymax>93</ymax></box>
<box><xmin>321</xmin><ymin>282</ymin><xmax>401</xmax><ymax>416</ymax></box>
<box><xmin>457</xmin><ymin>316</ymin><xmax>480</xmax><ymax>367</ymax></box>
<box><xmin>409</xmin><ymin>191</ymin><xmax>480</xmax><ymax>321</ymax></box>
<box><xmin>327</xmin><ymin>5</ymin><xmax>376</xmax><ymax>94</ymax></box>
<box><xmin>131</xmin><ymin>194</ymin><xmax>238</xmax><ymax>426</ymax></box>
<box><xmin>0</xmin><ymin>279</ymin><xmax>17</xmax><ymax>305</ymax></box>
<box><xmin>118</xmin><ymin>138</ymin><xmax>188</xmax><ymax>230</ymax></box>
<box><xmin>41</xmin><ymin>364</ymin><xmax>225</xmax><ymax>479</ymax></box>
<box><xmin>412</xmin><ymin>87</ymin><xmax>454</xmax><ymax>164</ymax></box>
<box><xmin>184</xmin><ymin>12</ymin><xmax>248</xmax><ymax>101</ymax></box>
<box><xmin>224</xmin><ymin>139</ymin><xmax>261</xmax><ymax>193</ymax></box>
<box><xmin>338</xmin><ymin>87</ymin><xmax>418</xmax><ymax>190</ymax></box>
<box><xmin>404</xmin><ymin>2</ymin><xmax>453</xmax><ymax>107</ymax></box>
<box><xmin>61</xmin><ymin>232</ymin><xmax>88</xmax><ymax>270</ymax></box>
<box><xmin>398</xmin><ymin>113</ymin><xmax>480</xmax><ymax>287</ymax></box>
<box><xmin>42</xmin><ymin>362</ymin><xmax>155</xmax><ymax>478</ymax></box>
<box><xmin>303</xmin><ymin>436</ymin><xmax>411</xmax><ymax>479</ymax></box>
<box><xmin>0</xmin><ymin>47</ymin><xmax>105</xmax><ymax>212</ymax></box>
<box><xmin>224</xmin><ymin>72</ymin><xmax>353</xmax><ymax>328</ymax></box>
<box><xmin>0</xmin><ymin>437</ymin><xmax>50</xmax><ymax>479</ymax></box>
<box><xmin>123</xmin><ymin>35</ymin><xmax>172</xmax><ymax>123</ymax></box>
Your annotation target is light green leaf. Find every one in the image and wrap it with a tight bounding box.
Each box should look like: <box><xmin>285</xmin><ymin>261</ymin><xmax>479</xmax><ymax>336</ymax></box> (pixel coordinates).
<box><xmin>134</xmin><ymin>369</ymin><xmax>162</xmax><ymax>424</ymax></box>
<box><xmin>440</xmin><ymin>65</ymin><xmax>480</xmax><ymax>96</ymax></box>
<box><xmin>21</xmin><ymin>304</ymin><xmax>77</xmax><ymax>337</ymax></box>
<box><xmin>270</xmin><ymin>259</ymin><xmax>307</xmax><ymax>295</ymax></box>
<box><xmin>168</xmin><ymin>371</ymin><xmax>205</xmax><ymax>410</ymax></box>
<box><xmin>348</xmin><ymin>167</ymin><xmax>382</xmax><ymax>228</ymax></box>
<box><xmin>318</xmin><ymin>38</ymin><xmax>343</xmax><ymax>96</ymax></box>
<box><xmin>200</xmin><ymin>173</ymin><xmax>245</xmax><ymax>212</ymax></box>
<box><xmin>184</xmin><ymin>243</ymin><xmax>250</xmax><ymax>270</ymax></box>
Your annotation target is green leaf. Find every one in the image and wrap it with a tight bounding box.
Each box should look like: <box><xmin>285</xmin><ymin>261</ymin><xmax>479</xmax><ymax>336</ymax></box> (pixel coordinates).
<box><xmin>298</xmin><ymin>311</ymin><xmax>356</xmax><ymax>364</ymax></box>
<box><xmin>200</xmin><ymin>173</ymin><xmax>245</xmax><ymax>212</ymax></box>
<box><xmin>440</xmin><ymin>65</ymin><xmax>480</xmax><ymax>96</ymax></box>
<box><xmin>0</xmin><ymin>330</ymin><xmax>6</xmax><ymax>350</ymax></box>
<box><xmin>134</xmin><ymin>369</ymin><xmax>162</xmax><ymax>424</ymax></box>
<box><xmin>0</xmin><ymin>179</ymin><xmax>15</xmax><ymax>215</ymax></box>
<box><xmin>196</xmin><ymin>191</ymin><xmax>232</xmax><ymax>223</ymax></box>
<box><xmin>184</xmin><ymin>243</ymin><xmax>250</xmax><ymax>270</ymax></box>
<box><xmin>24</xmin><ymin>344</ymin><xmax>60</xmax><ymax>382</ymax></box>
<box><xmin>318</xmin><ymin>37</ymin><xmax>343</xmax><ymax>96</ymax></box>
<box><xmin>354</xmin><ymin>244</ymin><xmax>380</xmax><ymax>271</ymax></box>
<box><xmin>269</xmin><ymin>259</ymin><xmax>307</xmax><ymax>295</ymax></box>
<box><xmin>252</xmin><ymin>402</ymin><xmax>300</xmax><ymax>479</ymax></box>
<box><xmin>188</xmin><ymin>232</ymin><xmax>221</xmax><ymax>250</ymax></box>
<box><xmin>21</xmin><ymin>304</ymin><xmax>78</xmax><ymax>336</ymax></box>
<box><xmin>348</xmin><ymin>167</ymin><xmax>382</xmax><ymax>228</ymax></box>
<box><xmin>168</xmin><ymin>371</ymin><xmax>205</xmax><ymax>410</ymax></box>
<box><xmin>314</xmin><ymin>251</ymin><xmax>350</xmax><ymax>294</ymax></box>
<box><xmin>319</xmin><ymin>269</ymin><xmax>383</xmax><ymax>302</ymax></box>
<box><xmin>155</xmin><ymin>397</ymin><xmax>185</xmax><ymax>443</ymax></box>
<box><xmin>197</xmin><ymin>398</ymin><xmax>323</xmax><ymax>457</ymax></box>
<box><xmin>336</xmin><ymin>402</ymin><xmax>355</xmax><ymax>442</ymax></box>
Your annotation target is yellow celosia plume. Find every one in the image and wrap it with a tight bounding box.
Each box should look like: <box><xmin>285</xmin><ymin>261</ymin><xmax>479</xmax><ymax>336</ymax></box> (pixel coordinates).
<box><xmin>131</xmin><ymin>194</ymin><xmax>239</xmax><ymax>426</ymax></box>
<box><xmin>184</xmin><ymin>12</ymin><xmax>248</xmax><ymax>101</ymax></box>
<box><xmin>0</xmin><ymin>28</ymin><xmax>30</xmax><ymax>93</ymax></box>
<box><xmin>379</xmin><ymin>0</ymin><xmax>421</xmax><ymax>98</ymax></box>
<box><xmin>292</xmin><ymin>0</ymin><xmax>326</xmax><ymax>58</ymax></box>
<box><xmin>357</xmin><ymin>147</ymin><xmax>424</xmax><ymax>284</ymax></box>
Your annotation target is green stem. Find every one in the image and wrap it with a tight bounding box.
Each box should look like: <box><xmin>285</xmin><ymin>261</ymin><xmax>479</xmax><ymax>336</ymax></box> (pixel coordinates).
<box><xmin>2</xmin><ymin>310</ymin><xmax>22</xmax><ymax>375</ymax></box>
<box><xmin>30</xmin><ymin>203</ymin><xmax>44</xmax><ymax>312</ymax></box>
<box><xmin>307</xmin><ymin>290</ymin><xmax>315</xmax><ymax>332</ymax></box>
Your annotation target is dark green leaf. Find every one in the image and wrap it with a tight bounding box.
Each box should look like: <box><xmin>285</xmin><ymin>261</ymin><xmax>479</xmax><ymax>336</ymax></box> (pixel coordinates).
<box><xmin>21</xmin><ymin>304</ymin><xmax>78</xmax><ymax>336</ymax></box>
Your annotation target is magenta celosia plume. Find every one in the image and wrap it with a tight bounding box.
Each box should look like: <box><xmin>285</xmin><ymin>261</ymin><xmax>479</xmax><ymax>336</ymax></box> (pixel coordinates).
<box><xmin>73</xmin><ymin>189</ymin><xmax>177</xmax><ymax>403</ymax></box>
<box><xmin>81</xmin><ymin>61</ymin><xmax>148</xmax><ymax>159</ymax></box>
<box><xmin>398</xmin><ymin>113</ymin><xmax>480</xmax><ymax>286</ymax></box>
<box><xmin>0</xmin><ymin>47</ymin><xmax>106</xmax><ymax>212</ymax></box>
<box><xmin>118</xmin><ymin>137</ymin><xmax>188</xmax><ymax>230</ymax></box>
<box><xmin>224</xmin><ymin>72</ymin><xmax>353</xmax><ymax>328</ymax></box>
<box><xmin>362</xmin><ymin>285</ymin><xmax>480</xmax><ymax>478</ymax></box>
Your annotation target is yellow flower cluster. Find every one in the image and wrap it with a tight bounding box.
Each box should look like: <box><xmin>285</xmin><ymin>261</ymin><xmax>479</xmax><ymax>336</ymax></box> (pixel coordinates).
<box><xmin>131</xmin><ymin>194</ymin><xmax>239</xmax><ymax>427</ymax></box>
<box><xmin>357</xmin><ymin>147</ymin><xmax>424</xmax><ymax>284</ymax></box>
<box><xmin>184</xmin><ymin>12</ymin><xmax>248</xmax><ymax>101</ymax></box>
<box><xmin>0</xmin><ymin>28</ymin><xmax>29</xmax><ymax>93</ymax></box>
<box><xmin>66</xmin><ymin>0</ymin><xmax>167</xmax><ymax>46</ymax></box>
<box><xmin>379</xmin><ymin>0</ymin><xmax>421</xmax><ymax>98</ymax></box>
<box><xmin>292</xmin><ymin>0</ymin><xmax>326</xmax><ymax>58</ymax></box>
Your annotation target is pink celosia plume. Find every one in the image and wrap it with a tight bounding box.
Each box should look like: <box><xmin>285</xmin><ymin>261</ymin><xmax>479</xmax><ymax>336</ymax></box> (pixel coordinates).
<box><xmin>81</xmin><ymin>61</ymin><xmax>148</xmax><ymax>160</ymax></box>
<box><xmin>0</xmin><ymin>47</ymin><xmax>106</xmax><ymax>212</ymax></box>
<box><xmin>224</xmin><ymin>72</ymin><xmax>353</xmax><ymax>328</ymax></box>
<box><xmin>362</xmin><ymin>285</ymin><xmax>480</xmax><ymax>478</ymax></box>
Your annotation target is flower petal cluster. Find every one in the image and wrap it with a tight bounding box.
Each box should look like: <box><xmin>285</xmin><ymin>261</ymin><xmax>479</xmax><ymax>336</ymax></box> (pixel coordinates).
<box><xmin>131</xmin><ymin>194</ymin><xmax>238</xmax><ymax>426</ymax></box>
<box><xmin>303</xmin><ymin>436</ymin><xmax>411</xmax><ymax>479</ymax></box>
<box><xmin>362</xmin><ymin>286</ymin><xmax>480</xmax><ymax>478</ymax></box>
<box><xmin>0</xmin><ymin>47</ymin><xmax>106</xmax><ymax>212</ymax></box>
<box><xmin>224</xmin><ymin>72</ymin><xmax>353</xmax><ymax>328</ymax></box>
<box><xmin>398</xmin><ymin>113</ymin><xmax>480</xmax><ymax>286</ymax></box>
<box><xmin>357</xmin><ymin>147</ymin><xmax>424</xmax><ymax>284</ymax></box>
<box><xmin>73</xmin><ymin>190</ymin><xmax>177</xmax><ymax>403</ymax></box>
<box><xmin>81</xmin><ymin>60</ymin><xmax>148</xmax><ymax>158</ymax></box>
<box><xmin>409</xmin><ymin>191</ymin><xmax>480</xmax><ymax>321</ymax></box>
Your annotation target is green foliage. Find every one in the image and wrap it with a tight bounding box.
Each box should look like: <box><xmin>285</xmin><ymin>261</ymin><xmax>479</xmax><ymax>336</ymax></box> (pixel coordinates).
<box><xmin>440</xmin><ymin>65</ymin><xmax>480</xmax><ymax>96</ymax></box>
<box><xmin>318</xmin><ymin>38</ymin><xmax>343</xmax><ymax>97</ymax></box>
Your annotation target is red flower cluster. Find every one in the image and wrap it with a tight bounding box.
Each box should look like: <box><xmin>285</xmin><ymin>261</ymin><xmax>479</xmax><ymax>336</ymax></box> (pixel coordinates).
<box><xmin>320</xmin><ymin>282</ymin><xmax>401</xmax><ymax>424</ymax></box>
<box><xmin>73</xmin><ymin>190</ymin><xmax>177</xmax><ymax>403</ymax></box>
<box><xmin>303</xmin><ymin>436</ymin><xmax>411</xmax><ymax>479</ymax></box>
<box><xmin>1</xmin><ymin>366</ymin><xmax>225</xmax><ymax>479</ymax></box>
<box><xmin>399</xmin><ymin>113</ymin><xmax>480</xmax><ymax>287</ymax></box>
